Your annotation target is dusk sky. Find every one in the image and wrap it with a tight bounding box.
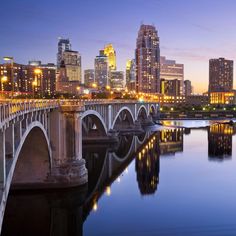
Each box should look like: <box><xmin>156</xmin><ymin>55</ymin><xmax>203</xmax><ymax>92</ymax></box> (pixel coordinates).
<box><xmin>1</xmin><ymin>0</ymin><xmax>236</xmax><ymax>93</ymax></box>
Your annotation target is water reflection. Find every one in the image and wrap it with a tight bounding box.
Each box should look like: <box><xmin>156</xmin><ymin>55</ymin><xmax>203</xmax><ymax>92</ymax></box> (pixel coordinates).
<box><xmin>159</xmin><ymin>129</ymin><xmax>184</xmax><ymax>155</ymax></box>
<box><xmin>135</xmin><ymin>134</ymin><xmax>160</xmax><ymax>195</ymax></box>
<box><xmin>208</xmin><ymin>123</ymin><xmax>236</xmax><ymax>160</ymax></box>
<box><xmin>2</xmin><ymin>187</ymin><xmax>87</xmax><ymax>236</ymax></box>
<box><xmin>3</xmin><ymin>124</ymin><xmax>236</xmax><ymax>236</ymax></box>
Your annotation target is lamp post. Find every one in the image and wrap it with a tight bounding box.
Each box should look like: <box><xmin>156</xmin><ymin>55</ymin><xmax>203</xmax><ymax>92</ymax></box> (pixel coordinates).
<box><xmin>3</xmin><ymin>56</ymin><xmax>14</xmax><ymax>99</ymax></box>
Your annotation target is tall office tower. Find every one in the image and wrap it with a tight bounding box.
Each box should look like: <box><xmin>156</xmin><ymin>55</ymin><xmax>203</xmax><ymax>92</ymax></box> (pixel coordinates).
<box><xmin>135</xmin><ymin>24</ymin><xmax>160</xmax><ymax>93</ymax></box>
<box><xmin>184</xmin><ymin>80</ymin><xmax>192</xmax><ymax>96</ymax></box>
<box><xmin>160</xmin><ymin>79</ymin><xmax>181</xmax><ymax>96</ymax></box>
<box><xmin>57</xmin><ymin>38</ymin><xmax>71</xmax><ymax>67</ymax></box>
<box><xmin>209</xmin><ymin>58</ymin><xmax>233</xmax><ymax>92</ymax></box>
<box><xmin>110</xmin><ymin>71</ymin><xmax>124</xmax><ymax>90</ymax></box>
<box><xmin>104</xmin><ymin>44</ymin><xmax>116</xmax><ymax>71</ymax></box>
<box><xmin>160</xmin><ymin>56</ymin><xmax>184</xmax><ymax>95</ymax></box>
<box><xmin>126</xmin><ymin>59</ymin><xmax>136</xmax><ymax>91</ymax></box>
<box><xmin>95</xmin><ymin>51</ymin><xmax>109</xmax><ymax>89</ymax></box>
<box><xmin>84</xmin><ymin>69</ymin><xmax>95</xmax><ymax>87</ymax></box>
<box><xmin>61</xmin><ymin>50</ymin><xmax>82</xmax><ymax>82</ymax></box>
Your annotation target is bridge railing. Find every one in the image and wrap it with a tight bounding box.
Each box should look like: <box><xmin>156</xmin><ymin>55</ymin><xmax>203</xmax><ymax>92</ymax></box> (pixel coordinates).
<box><xmin>0</xmin><ymin>100</ymin><xmax>59</xmax><ymax>124</ymax></box>
<box><xmin>0</xmin><ymin>99</ymin><xmax>159</xmax><ymax>124</ymax></box>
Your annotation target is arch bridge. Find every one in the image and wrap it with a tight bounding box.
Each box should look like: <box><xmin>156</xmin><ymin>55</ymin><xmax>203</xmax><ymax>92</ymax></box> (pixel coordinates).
<box><xmin>0</xmin><ymin>99</ymin><xmax>159</xmax><ymax>230</ymax></box>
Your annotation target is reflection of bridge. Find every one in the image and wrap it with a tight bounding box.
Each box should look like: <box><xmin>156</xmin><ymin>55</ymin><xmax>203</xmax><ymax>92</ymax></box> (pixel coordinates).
<box><xmin>2</xmin><ymin>131</ymin><xmax>156</xmax><ymax>236</ymax></box>
<box><xmin>0</xmin><ymin>99</ymin><xmax>159</xmax><ymax>232</ymax></box>
<box><xmin>2</xmin><ymin>128</ymin><xmax>187</xmax><ymax>236</ymax></box>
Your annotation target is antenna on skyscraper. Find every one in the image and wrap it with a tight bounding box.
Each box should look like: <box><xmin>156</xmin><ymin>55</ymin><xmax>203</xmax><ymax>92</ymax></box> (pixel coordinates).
<box><xmin>140</xmin><ymin>21</ymin><xmax>144</xmax><ymax>26</ymax></box>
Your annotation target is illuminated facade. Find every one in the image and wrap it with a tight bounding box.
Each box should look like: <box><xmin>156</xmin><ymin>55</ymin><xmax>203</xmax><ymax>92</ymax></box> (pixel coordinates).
<box><xmin>160</xmin><ymin>79</ymin><xmax>181</xmax><ymax>96</ymax></box>
<box><xmin>0</xmin><ymin>62</ymin><xmax>56</xmax><ymax>97</ymax></box>
<box><xmin>110</xmin><ymin>71</ymin><xmax>124</xmax><ymax>90</ymax></box>
<box><xmin>210</xmin><ymin>92</ymin><xmax>236</xmax><ymax>104</ymax></box>
<box><xmin>160</xmin><ymin>56</ymin><xmax>184</xmax><ymax>95</ymax></box>
<box><xmin>135</xmin><ymin>24</ymin><xmax>160</xmax><ymax>93</ymax></box>
<box><xmin>126</xmin><ymin>59</ymin><xmax>136</xmax><ymax>91</ymax></box>
<box><xmin>103</xmin><ymin>44</ymin><xmax>116</xmax><ymax>71</ymax></box>
<box><xmin>94</xmin><ymin>51</ymin><xmax>109</xmax><ymax>89</ymax></box>
<box><xmin>84</xmin><ymin>69</ymin><xmax>95</xmax><ymax>87</ymax></box>
<box><xmin>62</xmin><ymin>50</ymin><xmax>82</xmax><ymax>82</ymax></box>
<box><xmin>56</xmin><ymin>61</ymin><xmax>80</xmax><ymax>95</ymax></box>
<box><xmin>209</xmin><ymin>58</ymin><xmax>233</xmax><ymax>93</ymax></box>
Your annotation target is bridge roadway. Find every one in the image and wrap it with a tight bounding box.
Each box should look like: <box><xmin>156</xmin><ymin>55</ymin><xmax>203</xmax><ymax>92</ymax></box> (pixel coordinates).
<box><xmin>0</xmin><ymin>99</ymin><xmax>159</xmax><ymax>232</ymax></box>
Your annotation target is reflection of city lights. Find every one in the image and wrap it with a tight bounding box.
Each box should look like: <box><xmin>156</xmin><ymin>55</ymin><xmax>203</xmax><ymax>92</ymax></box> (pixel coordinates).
<box><xmin>139</xmin><ymin>152</ymin><xmax>142</xmax><ymax>160</ymax></box>
<box><xmin>106</xmin><ymin>186</ymin><xmax>111</xmax><ymax>196</ymax></box>
<box><xmin>93</xmin><ymin>202</ymin><xmax>98</xmax><ymax>211</ymax></box>
<box><xmin>117</xmin><ymin>177</ymin><xmax>121</xmax><ymax>183</ymax></box>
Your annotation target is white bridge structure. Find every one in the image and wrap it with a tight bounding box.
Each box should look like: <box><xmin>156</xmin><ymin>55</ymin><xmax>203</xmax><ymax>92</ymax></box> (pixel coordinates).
<box><xmin>0</xmin><ymin>99</ymin><xmax>159</xmax><ymax>230</ymax></box>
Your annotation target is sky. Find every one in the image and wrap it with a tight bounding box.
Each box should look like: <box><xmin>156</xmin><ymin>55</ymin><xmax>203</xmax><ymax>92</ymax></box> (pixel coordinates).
<box><xmin>1</xmin><ymin>0</ymin><xmax>236</xmax><ymax>93</ymax></box>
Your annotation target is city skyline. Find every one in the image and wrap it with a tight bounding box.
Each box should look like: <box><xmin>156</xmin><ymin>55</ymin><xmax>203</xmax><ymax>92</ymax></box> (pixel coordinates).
<box><xmin>2</xmin><ymin>0</ymin><xmax>236</xmax><ymax>93</ymax></box>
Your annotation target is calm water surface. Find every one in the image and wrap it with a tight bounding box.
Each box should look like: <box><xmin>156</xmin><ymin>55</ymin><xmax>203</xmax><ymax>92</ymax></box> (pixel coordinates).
<box><xmin>2</xmin><ymin>123</ymin><xmax>236</xmax><ymax>236</ymax></box>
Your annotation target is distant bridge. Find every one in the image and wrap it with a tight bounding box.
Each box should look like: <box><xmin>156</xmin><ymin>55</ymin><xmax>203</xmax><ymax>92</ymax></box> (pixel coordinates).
<box><xmin>0</xmin><ymin>99</ymin><xmax>159</xmax><ymax>231</ymax></box>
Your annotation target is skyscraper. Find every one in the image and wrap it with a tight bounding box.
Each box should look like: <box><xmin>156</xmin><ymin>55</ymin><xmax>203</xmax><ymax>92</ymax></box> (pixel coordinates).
<box><xmin>94</xmin><ymin>51</ymin><xmax>108</xmax><ymax>89</ymax></box>
<box><xmin>184</xmin><ymin>80</ymin><xmax>192</xmax><ymax>96</ymax></box>
<box><xmin>104</xmin><ymin>44</ymin><xmax>116</xmax><ymax>71</ymax></box>
<box><xmin>62</xmin><ymin>50</ymin><xmax>82</xmax><ymax>82</ymax></box>
<box><xmin>84</xmin><ymin>69</ymin><xmax>95</xmax><ymax>87</ymax></box>
<box><xmin>57</xmin><ymin>38</ymin><xmax>71</xmax><ymax>67</ymax></box>
<box><xmin>209</xmin><ymin>58</ymin><xmax>233</xmax><ymax>92</ymax></box>
<box><xmin>126</xmin><ymin>59</ymin><xmax>136</xmax><ymax>91</ymax></box>
<box><xmin>110</xmin><ymin>71</ymin><xmax>124</xmax><ymax>90</ymax></box>
<box><xmin>135</xmin><ymin>24</ymin><xmax>160</xmax><ymax>94</ymax></box>
<box><xmin>160</xmin><ymin>56</ymin><xmax>184</xmax><ymax>96</ymax></box>
<box><xmin>160</xmin><ymin>79</ymin><xmax>181</xmax><ymax>96</ymax></box>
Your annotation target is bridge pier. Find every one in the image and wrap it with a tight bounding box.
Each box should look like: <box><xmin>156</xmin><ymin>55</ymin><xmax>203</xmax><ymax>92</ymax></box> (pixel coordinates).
<box><xmin>49</xmin><ymin>106</ymin><xmax>87</xmax><ymax>187</ymax></box>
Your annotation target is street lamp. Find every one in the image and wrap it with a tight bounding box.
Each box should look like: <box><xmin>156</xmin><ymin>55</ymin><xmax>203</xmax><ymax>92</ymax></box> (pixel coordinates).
<box><xmin>3</xmin><ymin>56</ymin><xmax>14</xmax><ymax>99</ymax></box>
<box><xmin>92</xmin><ymin>83</ymin><xmax>97</xmax><ymax>89</ymax></box>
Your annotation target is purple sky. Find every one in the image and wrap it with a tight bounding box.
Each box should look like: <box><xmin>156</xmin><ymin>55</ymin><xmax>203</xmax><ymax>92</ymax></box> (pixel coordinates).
<box><xmin>1</xmin><ymin>0</ymin><xmax>236</xmax><ymax>93</ymax></box>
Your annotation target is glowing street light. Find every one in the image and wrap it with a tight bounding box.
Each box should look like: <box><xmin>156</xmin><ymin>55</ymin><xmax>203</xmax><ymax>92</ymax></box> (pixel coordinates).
<box><xmin>92</xmin><ymin>83</ymin><xmax>97</xmax><ymax>88</ymax></box>
<box><xmin>34</xmin><ymin>68</ymin><xmax>42</xmax><ymax>75</ymax></box>
<box><xmin>1</xmin><ymin>76</ymin><xmax>7</xmax><ymax>83</ymax></box>
<box><xmin>106</xmin><ymin>85</ymin><xmax>111</xmax><ymax>90</ymax></box>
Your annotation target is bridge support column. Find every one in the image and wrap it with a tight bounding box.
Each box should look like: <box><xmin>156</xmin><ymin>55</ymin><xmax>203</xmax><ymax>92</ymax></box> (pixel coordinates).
<box><xmin>5</xmin><ymin>123</ymin><xmax>14</xmax><ymax>159</ymax></box>
<box><xmin>108</xmin><ymin>105</ymin><xmax>112</xmax><ymax>130</ymax></box>
<box><xmin>14</xmin><ymin>120</ymin><xmax>22</xmax><ymax>153</ymax></box>
<box><xmin>50</xmin><ymin>107</ymin><xmax>87</xmax><ymax>187</ymax></box>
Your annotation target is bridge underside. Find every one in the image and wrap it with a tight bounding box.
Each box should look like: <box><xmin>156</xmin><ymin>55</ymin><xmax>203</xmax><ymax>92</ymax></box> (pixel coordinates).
<box><xmin>12</xmin><ymin>127</ymin><xmax>51</xmax><ymax>189</ymax></box>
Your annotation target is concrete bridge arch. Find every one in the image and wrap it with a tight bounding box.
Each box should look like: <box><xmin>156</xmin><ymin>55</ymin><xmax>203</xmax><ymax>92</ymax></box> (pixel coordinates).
<box><xmin>111</xmin><ymin>106</ymin><xmax>135</xmax><ymax>130</ymax></box>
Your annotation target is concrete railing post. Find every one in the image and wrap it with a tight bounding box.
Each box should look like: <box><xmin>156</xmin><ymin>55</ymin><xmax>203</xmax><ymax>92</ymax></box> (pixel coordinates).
<box><xmin>108</xmin><ymin>104</ymin><xmax>112</xmax><ymax>130</ymax></box>
<box><xmin>0</xmin><ymin>129</ymin><xmax>6</xmax><ymax>188</ymax></box>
